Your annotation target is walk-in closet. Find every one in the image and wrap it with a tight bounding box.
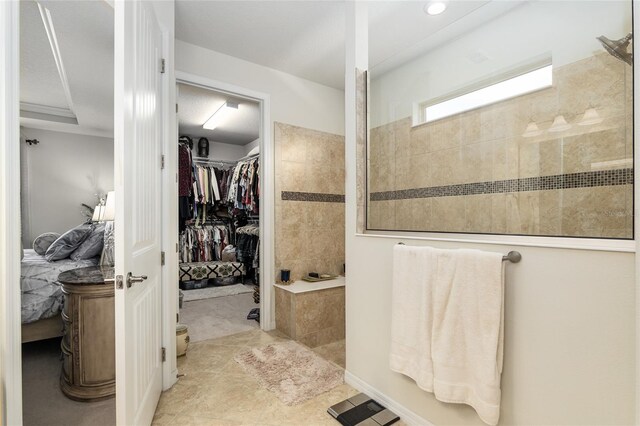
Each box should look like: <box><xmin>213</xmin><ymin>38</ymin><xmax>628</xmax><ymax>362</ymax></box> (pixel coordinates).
<box><xmin>176</xmin><ymin>82</ymin><xmax>262</xmax><ymax>345</ymax></box>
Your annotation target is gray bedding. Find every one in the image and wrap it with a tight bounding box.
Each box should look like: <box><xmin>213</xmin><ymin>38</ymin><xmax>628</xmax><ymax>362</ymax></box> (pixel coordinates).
<box><xmin>21</xmin><ymin>249</ymin><xmax>98</xmax><ymax>324</ymax></box>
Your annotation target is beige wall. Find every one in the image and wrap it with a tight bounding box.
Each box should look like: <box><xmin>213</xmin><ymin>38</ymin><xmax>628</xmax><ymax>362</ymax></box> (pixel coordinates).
<box><xmin>368</xmin><ymin>54</ymin><xmax>633</xmax><ymax>239</ymax></box>
<box><xmin>274</xmin><ymin>122</ymin><xmax>345</xmax><ymax>281</ymax></box>
<box><xmin>346</xmin><ymin>238</ymin><xmax>635</xmax><ymax>425</ymax></box>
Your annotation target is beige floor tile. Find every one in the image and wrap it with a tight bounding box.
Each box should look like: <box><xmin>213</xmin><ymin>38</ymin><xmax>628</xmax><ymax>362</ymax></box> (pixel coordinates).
<box><xmin>157</xmin><ymin>330</ymin><xmax>363</xmax><ymax>426</ymax></box>
<box><xmin>312</xmin><ymin>340</ymin><xmax>346</xmax><ymax>368</ymax></box>
<box><xmin>151</xmin><ymin>412</ymin><xmax>176</xmax><ymax>425</ymax></box>
<box><xmin>156</xmin><ymin>414</ymin><xmax>243</xmax><ymax>426</ymax></box>
<box><xmin>178</xmin><ymin>342</ymin><xmax>247</xmax><ymax>376</ymax></box>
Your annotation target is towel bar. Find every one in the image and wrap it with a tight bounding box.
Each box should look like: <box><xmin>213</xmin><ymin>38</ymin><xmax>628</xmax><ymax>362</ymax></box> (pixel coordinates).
<box><xmin>396</xmin><ymin>242</ymin><xmax>522</xmax><ymax>263</ymax></box>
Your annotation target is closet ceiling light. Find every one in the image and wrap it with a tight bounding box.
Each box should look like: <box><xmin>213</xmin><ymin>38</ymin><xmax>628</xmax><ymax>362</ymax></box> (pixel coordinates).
<box><xmin>578</xmin><ymin>107</ymin><xmax>603</xmax><ymax>126</ymax></box>
<box><xmin>425</xmin><ymin>1</ymin><xmax>447</xmax><ymax>15</ymax></box>
<box><xmin>522</xmin><ymin>121</ymin><xmax>543</xmax><ymax>138</ymax></box>
<box><xmin>548</xmin><ymin>115</ymin><xmax>571</xmax><ymax>133</ymax></box>
<box><xmin>203</xmin><ymin>101</ymin><xmax>239</xmax><ymax>130</ymax></box>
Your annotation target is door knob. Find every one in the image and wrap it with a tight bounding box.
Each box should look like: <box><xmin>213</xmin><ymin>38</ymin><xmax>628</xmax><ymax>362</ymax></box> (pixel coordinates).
<box><xmin>126</xmin><ymin>272</ymin><xmax>148</xmax><ymax>288</ymax></box>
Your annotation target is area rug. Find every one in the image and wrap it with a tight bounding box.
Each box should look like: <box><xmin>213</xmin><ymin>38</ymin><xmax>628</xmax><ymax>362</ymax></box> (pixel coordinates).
<box><xmin>234</xmin><ymin>340</ymin><xmax>344</xmax><ymax>405</ymax></box>
<box><xmin>182</xmin><ymin>284</ymin><xmax>254</xmax><ymax>302</ymax></box>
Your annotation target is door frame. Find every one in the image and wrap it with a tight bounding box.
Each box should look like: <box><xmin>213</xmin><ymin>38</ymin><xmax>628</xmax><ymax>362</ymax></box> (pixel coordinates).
<box><xmin>174</xmin><ymin>71</ymin><xmax>275</xmax><ymax>331</ymax></box>
<box><xmin>0</xmin><ymin>1</ymin><xmax>23</xmax><ymax>424</ymax></box>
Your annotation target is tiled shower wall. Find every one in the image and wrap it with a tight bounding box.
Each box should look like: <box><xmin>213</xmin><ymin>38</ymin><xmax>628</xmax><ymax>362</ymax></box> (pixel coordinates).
<box><xmin>368</xmin><ymin>53</ymin><xmax>633</xmax><ymax>238</ymax></box>
<box><xmin>275</xmin><ymin>122</ymin><xmax>345</xmax><ymax>281</ymax></box>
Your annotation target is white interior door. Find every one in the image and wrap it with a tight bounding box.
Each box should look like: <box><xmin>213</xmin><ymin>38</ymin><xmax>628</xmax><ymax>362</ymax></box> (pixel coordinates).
<box><xmin>114</xmin><ymin>1</ymin><xmax>164</xmax><ymax>424</ymax></box>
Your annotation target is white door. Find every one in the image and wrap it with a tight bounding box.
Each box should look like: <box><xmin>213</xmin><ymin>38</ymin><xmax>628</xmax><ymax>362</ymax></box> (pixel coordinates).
<box><xmin>114</xmin><ymin>1</ymin><xmax>164</xmax><ymax>424</ymax></box>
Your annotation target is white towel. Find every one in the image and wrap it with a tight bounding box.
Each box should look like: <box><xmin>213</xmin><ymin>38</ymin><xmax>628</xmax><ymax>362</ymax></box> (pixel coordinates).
<box><xmin>390</xmin><ymin>245</ymin><xmax>505</xmax><ymax>425</ymax></box>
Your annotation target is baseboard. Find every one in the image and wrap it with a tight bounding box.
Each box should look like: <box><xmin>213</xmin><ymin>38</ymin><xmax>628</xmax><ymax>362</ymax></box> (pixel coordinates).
<box><xmin>344</xmin><ymin>370</ymin><xmax>434</xmax><ymax>426</ymax></box>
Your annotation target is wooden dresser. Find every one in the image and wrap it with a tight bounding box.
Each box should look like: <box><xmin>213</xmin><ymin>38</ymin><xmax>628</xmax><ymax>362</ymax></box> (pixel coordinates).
<box><xmin>59</xmin><ymin>265</ymin><xmax>115</xmax><ymax>401</ymax></box>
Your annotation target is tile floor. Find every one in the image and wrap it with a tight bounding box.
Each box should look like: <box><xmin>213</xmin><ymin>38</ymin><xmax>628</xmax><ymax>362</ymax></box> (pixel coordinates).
<box><xmin>153</xmin><ymin>330</ymin><xmax>361</xmax><ymax>426</ymax></box>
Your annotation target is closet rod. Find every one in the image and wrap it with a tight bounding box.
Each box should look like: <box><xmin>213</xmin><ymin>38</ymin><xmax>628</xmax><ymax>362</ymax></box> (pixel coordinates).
<box><xmin>192</xmin><ymin>156</ymin><xmax>237</xmax><ymax>165</ymax></box>
<box><xmin>396</xmin><ymin>242</ymin><xmax>522</xmax><ymax>263</ymax></box>
<box><xmin>237</xmin><ymin>153</ymin><xmax>259</xmax><ymax>162</ymax></box>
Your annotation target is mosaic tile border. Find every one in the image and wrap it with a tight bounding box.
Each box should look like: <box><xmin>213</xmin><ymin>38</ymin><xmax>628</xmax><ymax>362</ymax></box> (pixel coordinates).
<box><xmin>281</xmin><ymin>191</ymin><xmax>345</xmax><ymax>203</ymax></box>
<box><xmin>370</xmin><ymin>168</ymin><xmax>634</xmax><ymax>201</ymax></box>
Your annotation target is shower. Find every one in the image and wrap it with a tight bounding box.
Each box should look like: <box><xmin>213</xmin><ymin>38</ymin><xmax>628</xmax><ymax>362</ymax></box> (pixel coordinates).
<box><xmin>597</xmin><ymin>32</ymin><xmax>633</xmax><ymax>65</ymax></box>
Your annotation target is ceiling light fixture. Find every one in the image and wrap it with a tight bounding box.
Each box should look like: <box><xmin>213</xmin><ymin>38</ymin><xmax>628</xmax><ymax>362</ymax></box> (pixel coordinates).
<box><xmin>578</xmin><ymin>107</ymin><xmax>603</xmax><ymax>126</ymax></box>
<box><xmin>425</xmin><ymin>1</ymin><xmax>447</xmax><ymax>16</ymax></box>
<box><xmin>548</xmin><ymin>114</ymin><xmax>571</xmax><ymax>133</ymax></box>
<box><xmin>522</xmin><ymin>121</ymin><xmax>543</xmax><ymax>138</ymax></box>
<box><xmin>203</xmin><ymin>101</ymin><xmax>239</xmax><ymax>130</ymax></box>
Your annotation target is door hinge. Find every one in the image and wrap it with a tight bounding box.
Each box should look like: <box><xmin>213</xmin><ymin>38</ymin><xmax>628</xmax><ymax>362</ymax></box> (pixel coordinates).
<box><xmin>176</xmin><ymin>103</ymin><xmax>178</xmax><ymax>113</ymax></box>
<box><xmin>161</xmin><ymin>154</ymin><xmax>165</xmax><ymax>169</ymax></box>
<box><xmin>161</xmin><ymin>347</ymin><xmax>166</xmax><ymax>362</ymax></box>
<box><xmin>176</xmin><ymin>243</ymin><xmax>179</xmax><ymax>253</ymax></box>
<box><xmin>115</xmin><ymin>275</ymin><xmax>124</xmax><ymax>290</ymax></box>
<box><xmin>160</xmin><ymin>58</ymin><xmax>166</xmax><ymax>74</ymax></box>
<box><xmin>161</xmin><ymin>251</ymin><xmax>165</xmax><ymax>266</ymax></box>
<box><xmin>176</xmin><ymin>313</ymin><xmax>179</xmax><ymax>323</ymax></box>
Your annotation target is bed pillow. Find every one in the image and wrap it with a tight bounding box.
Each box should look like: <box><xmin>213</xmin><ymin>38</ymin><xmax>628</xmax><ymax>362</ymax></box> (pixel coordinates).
<box><xmin>70</xmin><ymin>222</ymin><xmax>105</xmax><ymax>260</ymax></box>
<box><xmin>44</xmin><ymin>224</ymin><xmax>94</xmax><ymax>261</ymax></box>
<box><xmin>32</xmin><ymin>232</ymin><xmax>61</xmax><ymax>255</ymax></box>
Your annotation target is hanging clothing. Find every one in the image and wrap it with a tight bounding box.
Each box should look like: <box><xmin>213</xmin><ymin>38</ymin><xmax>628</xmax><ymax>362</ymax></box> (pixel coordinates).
<box><xmin>179</xmin><ymin>224</ymin><xmax>231</xmax><ymax>263</ymax></box>
<box><xmin>178</xmin><ymin>143</ymin><xmax>193</xmax><ymax>197</ymax></box>
<box><xmin>236</xmin><ymin>224</ymin><xmax>259</xmax><ymax>284</ymax></box>
<box><xmin>226</xmin><ymin>157</ymin><xmax>260</xmax><ymax>214</ymax></box>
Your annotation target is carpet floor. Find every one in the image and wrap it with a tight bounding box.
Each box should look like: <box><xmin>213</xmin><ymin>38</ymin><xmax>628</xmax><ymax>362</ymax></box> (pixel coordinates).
<box><xmin>22</xmin><ymin>338</ymin><xmax>115</xmax><ymax>426</ymax></box>
<box><xmin>180</xmin><ymin>292</ymin><xmax>260</xmax><ymax>343</ymax></box>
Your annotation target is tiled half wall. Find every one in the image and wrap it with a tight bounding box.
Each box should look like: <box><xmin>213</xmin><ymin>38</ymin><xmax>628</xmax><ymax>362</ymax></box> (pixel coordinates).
<box><xmin>275</xmin><ymin>122</ymin><xmax>345</xmax><ymax>281</ymax></box>
<box><xmin>368</xmin><ymin>53</ymin><xmax>633</xmax><ymax>239</ymax></box>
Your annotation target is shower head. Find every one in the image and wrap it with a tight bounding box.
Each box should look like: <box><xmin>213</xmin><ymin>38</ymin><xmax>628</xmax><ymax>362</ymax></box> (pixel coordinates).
<box><xmin>597</xmin><ymin>32</ymin><xmax>633</xmax><ymax>66</ymax></box>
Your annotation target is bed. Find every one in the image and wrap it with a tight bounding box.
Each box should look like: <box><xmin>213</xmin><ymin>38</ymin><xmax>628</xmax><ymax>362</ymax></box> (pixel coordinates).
<box><xmin>21</xmin><ymin>249</ymin><xmax>99</xmax><ymax>343</ymax></box>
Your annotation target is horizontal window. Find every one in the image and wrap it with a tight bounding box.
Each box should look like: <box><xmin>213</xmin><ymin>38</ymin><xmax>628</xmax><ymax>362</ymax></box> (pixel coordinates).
<box><xmin>423</xmin><ymin>64</ymin><xmax>553</xmax><ymax>123</ymax></box>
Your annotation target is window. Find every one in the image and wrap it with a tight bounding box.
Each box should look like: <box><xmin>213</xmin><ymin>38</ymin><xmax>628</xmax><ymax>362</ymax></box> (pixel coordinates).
<box><xmin>423</xmin><ymin>64</ymin><xmax>553</xmax><ymax>123</ymax></box>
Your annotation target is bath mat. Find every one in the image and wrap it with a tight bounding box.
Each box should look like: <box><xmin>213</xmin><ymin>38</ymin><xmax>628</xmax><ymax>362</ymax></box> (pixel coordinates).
<box><xmin>234</xmin><ymin>340</ymin><xmax>344</xmax><ymax>405</ymax></box>
<box><xmin>182</xmin><ymin>284</ymin><xmax>254</xmax><ymax>302</ymax></box>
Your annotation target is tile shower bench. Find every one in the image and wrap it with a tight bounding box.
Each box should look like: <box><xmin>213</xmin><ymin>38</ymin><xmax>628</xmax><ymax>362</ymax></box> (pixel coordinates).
<box><xmin>274</xmin><ymin>276</ymin><xmax>345</xmax><ymax>348</ymax></box>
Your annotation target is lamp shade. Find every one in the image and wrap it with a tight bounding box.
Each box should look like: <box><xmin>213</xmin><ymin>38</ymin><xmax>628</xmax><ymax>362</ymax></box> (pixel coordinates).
<box><xmin>92</xmin><ymin>205</ymin><xmax>104</xmax><ymax>222</ymax></box>
<box><xmin>102</xmin><ymin>191</ymin><xmax>115</xmax><ymax>221</ymax></box>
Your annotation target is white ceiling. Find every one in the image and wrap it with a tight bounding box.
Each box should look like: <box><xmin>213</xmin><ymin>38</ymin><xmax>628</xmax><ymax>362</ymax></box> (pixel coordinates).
<box><xmin>18</xmin><ymin>0</ymin><xmax>522</xmax><ymax>140</ymax></box>
<box><xmin>21</xmin><ymin>1</ymin><xmax>69</xmax><ymax>110</ymax></box>
<box><xmin>176</xmin><ymin>0</ymin><xmax>347</xmax><ymax>90</ymax></box>
<box><xmin>178</xmin><ymin>83</ymin><xmax>260</xmax><ymax>146</ymax></box>
<box><xmin>175</xmin><ymin>1</ymin><xmax>518</xmax><ymax>90</ymax></box>
<box><xmin>20</xmin><ymin>0</ymin><xmax>114</xmax><ymax>137</ymax></box>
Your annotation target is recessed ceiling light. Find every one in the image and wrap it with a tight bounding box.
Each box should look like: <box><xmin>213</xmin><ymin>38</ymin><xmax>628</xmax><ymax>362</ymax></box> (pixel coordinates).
<box><xmin>203</xmin><ymin>101</ymin><xmax>239</xmax><ymax>130</ymax></box>
<box><xmin>425</xmin><ymin>1</ymin><xmax>447</xmax><ymax>16</ymax></box>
